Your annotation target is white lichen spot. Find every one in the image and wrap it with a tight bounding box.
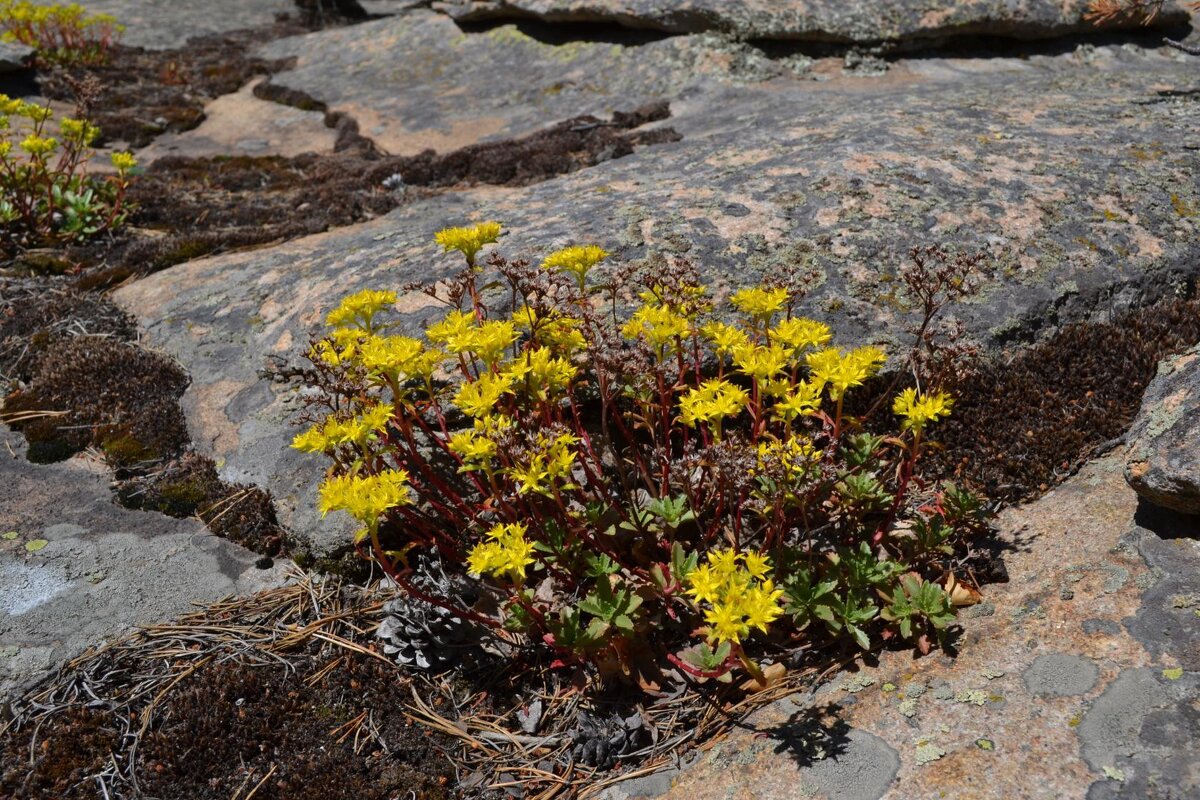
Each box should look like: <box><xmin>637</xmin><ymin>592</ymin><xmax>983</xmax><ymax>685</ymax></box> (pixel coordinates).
<box><xmin>1103</xmin><ymin>766</ymin><xmax>1125</xmax><ymax>782</ymax></box>
<box><xmin>913</xmin><ymin>737</ymin><xmax>945</xmax><ymax>766</ymax></box>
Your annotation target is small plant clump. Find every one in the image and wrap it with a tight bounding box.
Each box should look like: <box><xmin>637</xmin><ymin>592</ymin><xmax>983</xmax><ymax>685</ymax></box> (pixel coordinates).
<box><xmin>294</xmin><ymin>223</ymin><xmax>991</xmax><ymax>687</ymax></box>
<box><xmin>1</xmin><ymin>94</ymin><xmax>136</xmax><ymax>252</ymax></box>
<box><xmin>0</xmin><ymin>1</ymin><xmax>122</xmax><ymax>66</ymax></box>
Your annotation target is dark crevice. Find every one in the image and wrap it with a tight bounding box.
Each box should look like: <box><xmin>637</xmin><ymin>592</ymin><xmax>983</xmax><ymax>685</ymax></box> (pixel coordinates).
<box><xmin>444</xmin><ymin>3</ymin><xmax>1192</xmax><ymax>62</ymax></box>
<box><xmin>455</xmin><ymin>15</ymin><xmax>675</xmax><ymax>46</ymax></box>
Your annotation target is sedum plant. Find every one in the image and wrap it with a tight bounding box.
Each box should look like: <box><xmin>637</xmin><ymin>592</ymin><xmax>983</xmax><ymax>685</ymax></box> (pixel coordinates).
<box><xmin>293</xmin><ymin>222</ymin><xmax>988</xmax><ymax>686</ymax></box>
<box><xmin>0</xmin><ymin>1</ymin><xmax>122</xmax><ymax>66</ymax></box>
<box><xmin>0</xmin><ymin>94</ymin><xmax>135</xmax><ymax>251</ymax></box>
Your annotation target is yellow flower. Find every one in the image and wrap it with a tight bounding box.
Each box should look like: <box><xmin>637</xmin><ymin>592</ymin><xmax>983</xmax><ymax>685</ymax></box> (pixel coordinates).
<box><xmin>732</xmin><ymin>343</ymin><xmax>790</xmax><ymax>382</ymax></box>
<box><xmin>60</xmin><ymin>117</ymin><xmax>99</xmax><ymax>145</ymax></box>
<box><xmin>730</xmin><ymin>286</ymin><xmax>788</xmax><ymax>318</ymax></box>
<box><xmin>453</xmin><ymin>372</ymin><xmax>514</xmax><ymax>418</ymax></box>
<box><xmin>806</xmin><ymin>345</ymin><xmax>886</xmax><ymax>400</ymax></box>
<box><xmin>468</xmin><ymin>320</ymin><xmax>520</xmax><ymax>364</ymax></box>
<box><xmin>426</xmin><ymin>309</ymin><xmax>477</xmax><ymax>350</ymax></box>
<box><xmin>447</xmin><ymin>429</ymin><xmax>498</xmax><ymax>471</ymax></box>
<box><xmin>317</xmin><ymin>470</ymin><xmax>412</xmax><ymax>528</ymax></box>
<box><xmin>110</xmin><ymin>150</ymin><xmax>136</xmax><ymax>174</ymax></box>
<box><xmin>503</xmin><ymin>347</ymin><xmax>577</xmax><ymax>399</ymax></box>
<box><xmin>678</xmin><ymin>379</ymin><xmax>748</xmax><ymax>430</ymax></box>
<box><xmin>434</xmin><ymin>221</ymin><xmax>502</xmax><ymax>264</ymax></box>
<box><xmin>507</xmin><ymin>432</ymin><xmax>579</xmax><ymax>496</ymax></box>
<box><xmin>771</xmin><ymin>317</ymin><xmax>831</xmax><ymax>353</ymax></box>
<box><xmin>541</xmin><ymin>244</ymin><xmax>608</xmax><ymax>288</ymax></box>
<box><xmin>19</xmin><ymin>134</ymin><xmax>56</xmax><ymax>157</ymax></box>
<box><xmin>773</xmin><ymin>379</ymin><xmax>823</xmax><ymax>421</ymax></box>
<box><xmin>325</xmin><ymin>289</ymin><xmax>397</xmax><ymax>331</ymax></box>
<box><xmin>291</xmin><ymin>404</ymin><xmax>391</xmax><ymax>453</ymax></box>
<box><xmin>467</xmin><ymin>522</ymin><xmax>536</xmax><ymax>581</ymax></box>
<box><xmin>700</xmin><ymin>321</ymin><xmax>750</xmax><ymax>356</ymax></box>
<box><xmin>356</xmin><ymin>335</ymin><xmax>429</xmax><ymax>380</ymax></box>
<box><xmin>686</xmin><ymin>548</ymin><xmax>784</xmax><ymax>644</ymax></box>
<box><xmin>621</xmin><ymin>303</ymin><xmax>691</xmax><ymax>350</ymax></box>
<box><xmin>892</xmin><ymin>387</ymin><xmax>953</xmax><ymax>432</ymax></box>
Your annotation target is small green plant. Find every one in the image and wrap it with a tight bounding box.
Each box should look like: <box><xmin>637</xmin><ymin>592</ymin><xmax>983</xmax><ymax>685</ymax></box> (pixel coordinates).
<box><xmin>293</xmin><ymin>223</ymin><xmax>990</xmax><ymax>687</ymax></box>
<box><xmin>0</xmin><ymin>94</ymin><xmax>135</xmax><ymax>251</ymax></box>
<box><xmin>0</xmin><ymin>1</ymin><xmax>122</xmax><ymax>66</ymax></box>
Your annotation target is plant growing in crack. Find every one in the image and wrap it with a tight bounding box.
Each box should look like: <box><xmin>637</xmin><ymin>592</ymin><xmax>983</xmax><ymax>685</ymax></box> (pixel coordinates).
<box><xmin>0</xmin><ymin>0</ymin><xmax>123</xmax><ymax>66</ymax></box>
<box><xmin>292</xmin><ymin>222</ymin><xmax>993</xmax><ymax>688</ymax></box>
<box><xmin>0</xmin><ymin>92</ymin><xmax>136</xmax><ymax>252</ymax></box>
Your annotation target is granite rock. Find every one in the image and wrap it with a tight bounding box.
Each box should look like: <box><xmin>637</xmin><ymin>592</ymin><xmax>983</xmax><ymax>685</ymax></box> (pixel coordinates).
<box><xmin>1124</xmin><ymin>346</ymin><xmax>1200</xmax><ymax>514</ymax></box>
<box><xmin>81</xmin><ymin>0</ymin><xmax>295</xmax><ymax>50</ymax></box>
<box><xmin>0</xmin><ymin>40</ymin><xmax>32</xmax><ymax>73</ymax></box>
<box><xmin>0</xmin><ymin>431</ymin><xmax>289</xmax><ymax>700</ymax></box>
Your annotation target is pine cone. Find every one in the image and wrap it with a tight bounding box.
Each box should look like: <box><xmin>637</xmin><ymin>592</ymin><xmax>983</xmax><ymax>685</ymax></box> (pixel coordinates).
<box><xmin>376</xmin><ymin>558</ymin><xmax>483</xmax><ymax>671</ymax></box>
<box><xmin>570</xmin><ymin>710</ymin><xmax>650</xmax><ymax>770</ymax></box>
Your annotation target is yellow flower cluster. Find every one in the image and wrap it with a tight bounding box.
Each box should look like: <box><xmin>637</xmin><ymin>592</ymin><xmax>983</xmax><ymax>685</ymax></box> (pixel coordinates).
<box><xmin>622</xmin><ymin>303</ymin><xmax>691</xmax><ymax>350</ymax></box>
<box><xmin>700</xmin><ymin>321</ymin><xmax>749</xmax><ymax>355</ymax></box>
<box><xmin>541</xmin><ymin>244</ymin><xmax>608</xmax><ymax>288</ymax></box>
<box><xmin>110</xmin><ymin>150</ymin><xmax>136</xmax><ymax>174</ymax></box>
<box><xmin>685</xmin><ymin>548</ymin><xmax>785</xmax><ymax>644</ymax></box>
<box><xmin>292</xmin><ymin>403</ymin><xmax>391</xmax><ymax>454</ymax></box>
<box><xmin>0</xmin><ymin>1</ymin><xmax>121</xmax><ymax>32</ymax></box>
<box><xmin>467</xmin><ymin>522</ymin><xmax>536</xmax><ymax>581</ymax></box>
<box><xmin>19</xmin><ymin>133</ymin><xmax>55</xmax><ymax>157</ymax></box>
<box><xmin>892</xmin><ymin>387</ymin><xmax>954</xmax><ymax>432</ymax></box>
<box><xmin>806</xmin><ymin>345</ymin><xmax>887</xmax><ymax>401</ymax></box>
<box><xmin>325</xmin><ymin>288</ymin><xmax>397</xmax><ymax>330</ymax></box>
<box><xmin>453</xmin><ymin>372</ymin><xmax>514</xmax><ymax>418</ymax></box>
<box><xmin>357</xmin><ymin>334</ymin><xmax>441</xmax><ymax>382</ymax></box>
<box><xmin>503</xmin><ymin>347</ymin><xmax>578</xmax><ymax>399</ymax></box>
<box><xmin>772</xmin><ymin>379</ymin><xmax>823</xmax><ymax>421</ymax></box>
<box><xmin>730</xmin><ymin>286</ymin><xmax>789</xmax><ymax>318</ymax></box>
<box><xmin>507</xmin><ymin>432</ymin><xmax>580</xmax><ymax>496</ymax></box>
<box><xmin>434</xmin><ymin>220</ymin><xmax>502</xmax><ymax>264</ymax></box>
<box><xmin>514</xmin><ymin>306</ymin><xmax>587</xmax><ymax>356</ymax></box>
<box><xmin>317</xmin><ymin>470</ymin><xmax>412</xmax><ymax>540</ymax></box>
<box><xmin>771</xmin><ymin>317</ymin><xmax>831</xmax><ymax>351</ymax></box>
<box><xmin>679</xmin><ymin>379</ymin><xmax>748</xmax><ymax>430</ymax></box>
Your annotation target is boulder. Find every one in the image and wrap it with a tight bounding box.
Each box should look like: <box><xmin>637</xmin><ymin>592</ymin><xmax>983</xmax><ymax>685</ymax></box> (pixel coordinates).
<box><xmin>0</xmin><ymin>40</ymin><xmax>32</xmax><ymax>73</ymax></box>
<box><xmin>1125</xmin><ymin>346</ymin><xmax>1200</xmax><ymax>514</ymax></box>
<box><xmin>257</xmin><ymin>10</ymin><xmax>749</xmax><ymax>156</ymax></box>
<box><xmin>0</xmin><ymin>431</ymin><xmax>289</xmax><ymax>700</ymax></box>
<box><xmin>435</xmin><ymin>0</ymin><xmax>1192</xmax><ymax>42</ymax></box>
<box><xmin>80</xmin><ymin>0</ymin><xmax>295</xmax><ymax>50</ymax></box>
<box><xmin>114</xmin><ymin>43</ymin><xmax>1200</xmax><ymax>559</ymax></box>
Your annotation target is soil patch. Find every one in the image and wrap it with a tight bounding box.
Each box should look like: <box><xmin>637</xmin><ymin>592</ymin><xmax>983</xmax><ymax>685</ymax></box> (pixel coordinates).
<box><xmin>34</xmin><ymin>23</ymin><xmax>309</xmax><ymax>150</ymax></box>
<box><xmin>930</xmin><ymin>295</ymin><xmax>1200</xmax><ymax>502</ymax></box>
<box><xmin>0</xmin><ymin>580</ymin><xmax>468</xmax><ymax>800</ymax></box>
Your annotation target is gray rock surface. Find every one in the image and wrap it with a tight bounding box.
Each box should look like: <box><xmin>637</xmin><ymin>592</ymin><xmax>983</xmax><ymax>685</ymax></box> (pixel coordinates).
<box><xmin>1023</xmin><ymin>653</ymin><xmax>1100</xmax><ymax>697</ymax></box>
<box><xmin>434</xmin><ymin>0</ymin><xmax>1191</xmax><ymax>42</ymax></box>
<box><xmin>258</xmin><ymin>10</ymin><xmax>741</xmax><ymax>155</ymax></box>
<box><xmin>1124</xmin><ymin>346</ymin><xmax>1200</xmax><ymax>515</ymax></box>
<box><xmin>82</xmin><ymin>0</ymin><xmax>295</xmax><ymax>49</ymax></box>
<box><xmin>0</xmin><ymin>431</ymin><xmax>289</xmax><ymax>700</ymax></box>
<box><xmin>0</xmin><ymin>40</ymin><xmax>32</xmax><ymax>73</ymax></box>
<box><xmin>801</xmin><ymin>728</ymin><xmax>901</xmax><ymax>800</ymax></box>
<box><xmin>115</xmin><ymin>42</ymin><xmax>1200</xmax><ymax>558</ymax></box>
